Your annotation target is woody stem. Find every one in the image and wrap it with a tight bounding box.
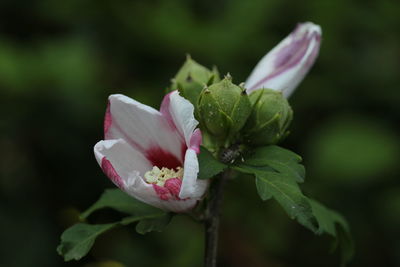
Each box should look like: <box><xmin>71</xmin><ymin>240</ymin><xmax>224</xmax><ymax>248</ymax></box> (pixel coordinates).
<box><xmin>204</xmin><ymin>169</ymin><xmax>229</xmax><ymax>267</ymax></box>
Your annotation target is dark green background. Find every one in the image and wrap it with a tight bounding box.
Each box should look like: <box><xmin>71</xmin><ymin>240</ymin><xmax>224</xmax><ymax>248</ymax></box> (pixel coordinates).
<box><xmin>1</xmin><ymin>0</ymin><xmax>399</xmax><ymax>266</ymax></box>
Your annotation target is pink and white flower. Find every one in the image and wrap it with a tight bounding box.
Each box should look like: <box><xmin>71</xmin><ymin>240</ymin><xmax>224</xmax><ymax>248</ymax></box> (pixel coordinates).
<box><xmin>245</xmin><ymin>22</ymin><xmax>322</xmax><ymax>98</ymax></box>
<box><xmin>94</xmin><ymin>91</ymin><xmax>208</xmax><ymax>213</ymax></box>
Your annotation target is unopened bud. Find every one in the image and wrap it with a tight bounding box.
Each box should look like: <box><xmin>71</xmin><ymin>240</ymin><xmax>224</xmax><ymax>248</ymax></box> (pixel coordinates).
<box><xmin>198</xmin><ymin>77</ymin><xmax>252</xmax><ymax>146</ymax></box>
<box><xmin>244</xmin><ymin>89</ymin><xmax>293</xmax><ymax>145</ymax></box>
<box><xmin>170</xmin><ymin>56</ymin><xmax>220</xmax><ymax>111</ymax></box>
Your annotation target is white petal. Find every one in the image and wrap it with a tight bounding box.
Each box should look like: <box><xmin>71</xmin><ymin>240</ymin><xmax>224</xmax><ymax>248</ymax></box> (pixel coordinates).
<box><xmin>124</xmin><ymin>172</ymin><xmax>199</xmax><ymax>213</ymax></box>
<box><xmin>94</xmin><ymin>139</ymin><xmax>199</xmax><ymax>213</ymax></box>
<box><xmin>94</xmin><ymin>139</ymin><xmax>152</xmax><ymax>180</ymax></box>
<box><xmin>105</xmin><ymin>94</ymin><xmax>184</xmax><ymax>163</ymax></box>
<box><xmin>179</xmin><ymin>149</ymin><xmax>208</xmax><ymax>199</ymax></box>
<box><xmin>164</xmin><ymin>91</ymin><xmax>199</xmax><ymax>147</ymax></box>
<box><xmin>245</xmin><ymin>22</ymin><xmax>322</xmax><ymax>98</ymax></box>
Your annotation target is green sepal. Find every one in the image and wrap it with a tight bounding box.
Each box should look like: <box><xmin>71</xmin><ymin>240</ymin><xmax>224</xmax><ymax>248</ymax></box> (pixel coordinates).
<box><xmin>230</xmin><ymin>89</ymin><xmax>253</xmax><ymax>136</ymax></box>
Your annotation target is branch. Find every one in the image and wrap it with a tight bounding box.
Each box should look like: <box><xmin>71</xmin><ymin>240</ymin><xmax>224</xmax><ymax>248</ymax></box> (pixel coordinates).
<box><xmin>204</xmin><ymin>169</ymin><xmax>230</xmax><ymax>267</ymax></box>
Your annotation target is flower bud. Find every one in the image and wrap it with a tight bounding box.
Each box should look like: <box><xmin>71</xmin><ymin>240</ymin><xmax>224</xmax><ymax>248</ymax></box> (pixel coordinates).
<box><xmin>198</xmin><ymin>76</ymin><xmax>252</xmax><ymax>145</ymax></box>
<box><xmin>244</xmin><ymin>89</ymin><xmax>293</xmax><ymax>145</ymax></box>
<box><xmin>245</xmin><ymin>22</ymin><xmax>321</xmax><ymax>98</ymax></box>
<box><xmin>171</xmin><ymin>56</ymin><xmax>220</xmax><ymax>109</ymax></box>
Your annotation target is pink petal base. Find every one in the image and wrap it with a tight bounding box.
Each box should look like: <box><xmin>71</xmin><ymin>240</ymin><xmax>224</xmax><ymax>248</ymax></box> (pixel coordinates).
<box><xmin>153</xmin><ymin>178</ymin><xmax>183</xmax><ymax>201</ymax></box>
<box><xmin>146</xmin><ymin>146</ymin><xmax>183</xmax><ymax>169</ymax></box>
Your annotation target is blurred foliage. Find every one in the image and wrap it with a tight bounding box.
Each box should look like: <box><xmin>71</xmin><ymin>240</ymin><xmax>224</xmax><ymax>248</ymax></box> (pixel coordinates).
<box><xmin>1</xmin><ymin>0</ymin><xmax>399</xmax><ymax>266</ymax></box>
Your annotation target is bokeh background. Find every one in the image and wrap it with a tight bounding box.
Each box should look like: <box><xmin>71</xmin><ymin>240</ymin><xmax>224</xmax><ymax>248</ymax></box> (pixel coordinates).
<box><xmin>1</xmin><ymin>0</ymin><xmax>399</xmax><ymax>266</ymax></box>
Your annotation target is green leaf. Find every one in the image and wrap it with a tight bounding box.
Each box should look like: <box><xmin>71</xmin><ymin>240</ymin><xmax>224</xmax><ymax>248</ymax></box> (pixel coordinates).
<box><xmin>235</xmin><ymin>145</ymin><xmax>353</xmax><ymax>264</ymax></box>
<box><xmin>79</xmin><ymin>188</ymin><xmax>169</xmax><ymax>232</ymax></box>
<box><xmin>135</xmin><ymin>213</ymin><xmax>172</xmax><ymax>234</ymax></box>
<box><xmin>80</xmin><ymin>189</ymin><xmax>163</xmax><ymax>219</ymax></box>
<box><xmin>57</xmin><ymin>222</ymin><xmax>116</xmax><ymax>261</ymax></box>
<box><xmin>59</xmin><ymin>189</ymin><xmax>174</xmax><ymax>261</ymax></box>
<box><xmin>236</xmin><ymin>164</ymin><xmax>317</xmax><ymax>232</ymax></box>
<box><xmin>244</xmin><ymin>145</ymin><xmax>305</xmax><ymax>182</ymax></box>
<box><xmin>58</xmin><ymin>212</ymin><xmax>167</xmax><ymax>261</ymax></box>
<box><xmin>198</xmin><ymin>146</ymin><xmax>227</xmax><ymax>179</ymax></box>
<box><xmin>309</xmin><ymin>199</ymin><xmax>354</xmax><ymax>266</ymax></box>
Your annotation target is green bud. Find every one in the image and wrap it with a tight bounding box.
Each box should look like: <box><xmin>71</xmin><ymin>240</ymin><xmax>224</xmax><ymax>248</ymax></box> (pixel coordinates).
<box><xmin>244</xmin><ymin>89</ymin><xmax>293</xmax><ymax>146</ymax></box>
<box><xmin>198</xmin><ymin>76</ymin><xmax>252</xmax><ymax>146</ymax></box>
<box><xmin>170</xmin><ymin>56</ymin><xmax>220</xmax><ymax>110</ymax></box>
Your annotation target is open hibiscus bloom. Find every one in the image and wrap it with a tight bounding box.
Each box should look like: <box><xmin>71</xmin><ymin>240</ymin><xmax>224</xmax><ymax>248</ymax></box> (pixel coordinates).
<box><xmin>94</xmin><ymin>91</ymin><xmax>208</xmax><ymax>213</ymax></box>
<box><xmin>245</xmin><ymin>22</ymin><xmax>322</xmax><ymax>98</ymax></box>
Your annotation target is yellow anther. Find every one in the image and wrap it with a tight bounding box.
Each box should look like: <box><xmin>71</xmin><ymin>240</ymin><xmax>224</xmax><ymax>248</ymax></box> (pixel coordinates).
<box><xmin>144</xmin><ymin>166</ymin><xmax>184</xmax><ymax>186</ymax></box>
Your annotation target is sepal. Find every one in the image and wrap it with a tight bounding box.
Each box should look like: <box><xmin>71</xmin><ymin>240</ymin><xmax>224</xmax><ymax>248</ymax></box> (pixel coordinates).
<box><xmin>244</xmin><ymin>89</ymin><xmax>293</xmax><ymax>146</ymax></box>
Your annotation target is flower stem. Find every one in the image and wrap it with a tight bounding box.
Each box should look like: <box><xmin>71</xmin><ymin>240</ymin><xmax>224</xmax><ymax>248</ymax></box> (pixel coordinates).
<box><xmin>204</xmin><ymin>169</ymin><xmax>229</xmax><ymax>267</ymax></box>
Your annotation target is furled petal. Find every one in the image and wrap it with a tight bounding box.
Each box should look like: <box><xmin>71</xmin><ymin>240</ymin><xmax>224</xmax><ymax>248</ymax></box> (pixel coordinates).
<box><xmin>245</xmin><ymin>22</ymin><xmax>322</xmax><ymax>98</ymax></box>
<box><xmin>94</xmin><ymin>139</ymin><xmax>152</xmax><ymax>189</ymax></box>
<box><xmin>179</xmin><ymin>149</ymin><xmax>208</xmax><ymax>199</ymax></box>
<box><xmin>105</xmin><ymin>94</ymin><xmax>185</xmax><ymax>163</ymax></box>
<box><xmin>160</xmin><ymin>91</ymin><xmax>200</xmax><ymax>149</ymax></box>
<box><xmin>160</xmin><ymin>92</ymin><xmax>207</xmax><ymax>198</ymax></box>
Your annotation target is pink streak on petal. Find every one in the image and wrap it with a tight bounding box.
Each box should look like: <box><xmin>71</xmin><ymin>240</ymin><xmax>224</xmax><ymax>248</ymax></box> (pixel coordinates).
<box><xmin>248</xmin><ymin>24</ymin><xmax>321</xmax><ymax>91</ymax></box>
<box><xmin>249</xmin><ymin>36</ymin><xmax>312</xmax><ymax>90</ymax></box>
<box><xmin>104</xmin><ymin>101</ymin><xmax>112</xmax><ymax>138</ymax></box>
<box><xmin>164</xmin><ymin>178</ymin><xmax>182</xmax><ymax>198</ymax></box>
<box><xmin>153</xmin><ymin>184</ymin><xmax>172</xmax><ymax>200</ymax></box>
<box><xmin>189</xmin><ymin>129</ymin><xmax>202</xmax><ymax>154</ymax></box>
<box><xmin>160</xmin><ymin>91</ymin><xmax>177</xmax><ymax>131</ymax></box>
<box><xmin>273</xmin><ymin>34</ymin><xmax>309</xmax><ymax>69</ymax></box>
<box><xmin>101</xmin><ymin>157</ymin><xmax>124</xmax><ymax>189</ymax></box>
<box><xmin>146</xmin><ymin>146</ymin><xmax>183</xmax><ymax>169</ymax></box>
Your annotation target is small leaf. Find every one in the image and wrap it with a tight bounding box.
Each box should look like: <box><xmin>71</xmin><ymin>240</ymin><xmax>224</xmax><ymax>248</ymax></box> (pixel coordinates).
<box><xmin>235</xmin><ymin>145</ymin><xmax>353</xmax><ymax>265</ymax></box>
<box><xmin>57</xmin><ymin>222</ymin><xmax>116</xmax><ymax>261</ymax></box>
<box><xmin>80</xmin><ymin>189</ymin><xmax>163</xmax><ymax>219</ymax></box>
<box><xmin>255</xmin><ymin>169</ymin><xmax>317</xmax><ymax>232</ymax></box>
<box><xmin>59</xmin><ymin>189</ymin><xmax>172</xmax><ymax>261</ymax></box>
<box><xmin>58</xmin><ymin>213</ymin><xmax>167</xmax><ymax>261</ymax></box>
<box><xmin>244</xmin><ymin>145</ymin><xmax>305</xmax><ymax>182</ymax></box>
<box><xmin>135</xmin><ymin>213</ymin><xmax>172</xmax><ymax>234</ymax></box>
<box><xmin>309</xmin><ymin>199</ymin><xmax>354</xmax><ymax>266</ymax></box>
<box><xmin>198</xmin><ymin>146</ymin><xmax>227</xmax><ymax>179</ymax></box>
